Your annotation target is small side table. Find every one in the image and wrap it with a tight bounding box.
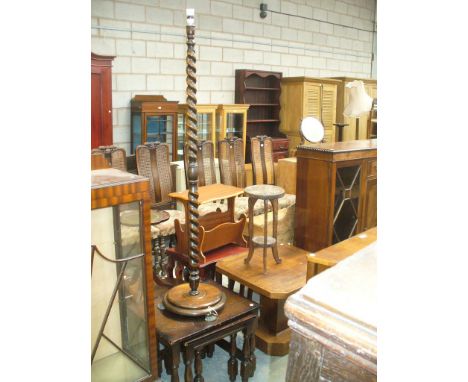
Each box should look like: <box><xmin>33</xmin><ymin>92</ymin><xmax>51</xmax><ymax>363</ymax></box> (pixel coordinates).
<box><xmin>243</xmin><ymin>185</ymin><xmax>285</xmax><ymax>273</ymax></box>
<box><xmin>155</xmin><ymin>282</ymin><xmax>259</xmax><ymax>382</ymax></box>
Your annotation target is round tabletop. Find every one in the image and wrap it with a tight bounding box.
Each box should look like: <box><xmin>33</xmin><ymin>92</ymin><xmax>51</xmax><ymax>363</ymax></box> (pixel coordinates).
<box><xmin>244</xmin><ymin>184</ymin><xmax>285</xmax><ymax>200</ymax></box>
<box><xmin>121</xmin><ymin>209</ymin><xmax>170</xmax><ymax>226</ymax></box>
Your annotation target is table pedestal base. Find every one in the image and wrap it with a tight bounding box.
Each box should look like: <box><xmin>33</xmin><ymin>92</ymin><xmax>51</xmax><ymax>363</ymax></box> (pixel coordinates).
<box><xmin>256</xmin><ymin>326</ymin><xmax>291</xmax><ymax>356</ymax></box>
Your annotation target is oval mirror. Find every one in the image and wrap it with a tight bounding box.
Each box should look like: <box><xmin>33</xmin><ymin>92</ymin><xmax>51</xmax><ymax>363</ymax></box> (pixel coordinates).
<box><xmin>300</xmin><ymin>116</ymin><xmax>324</xmax><ymax>143</ymax></box>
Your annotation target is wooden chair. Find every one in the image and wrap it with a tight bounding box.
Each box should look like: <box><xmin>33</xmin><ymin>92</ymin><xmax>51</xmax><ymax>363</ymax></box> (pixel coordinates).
<box><xmin>136</xmin><ymin>141</ymin><xmax>184</xmax><ymax>283</ymax></box>
<box><xmin>183</xmin><ymin>140</ymin><xmax>217</xmax><ymax>187</ymax></box>
<box><xmin>218</xmin><ymin>136</ymin><xmax>246</xmax><ymax>188</ymax></box>
<box><xmin>248</xmin><ymin>136</ymin><xmax>296</xmax><ymax>244</ymax></box>
<box><xmin>250</xmin><ymin>136</ymin><xmax>275</xmax><ymax>185</ymax></box>
<box><xmin>183</xmin><ymin>140</ymin><xmax>225</xmax><ymax>218</ymax></box>
<box><xmin>91</xmin><ymin>145</ymin><xmax>127</xmax><ymax>171</ymax></box>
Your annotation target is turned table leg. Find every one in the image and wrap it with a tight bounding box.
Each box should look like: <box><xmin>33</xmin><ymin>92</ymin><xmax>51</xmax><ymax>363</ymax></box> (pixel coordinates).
<box><xmin>249</xmin><ymin>320</ymin><xmax>257</xmax><ymax>377</ymax></box>
<box><xmin>183</xmin><ymin>346</ymin><xmax>193</xmax><ymax>382</ymax></box>
<box><xmin>169</xmin><ymin>344</ymin><xmax>180</xmax><ymax>382</ymax></box>
<box><xmin>228</xmin><ymin>333</ymin><xmax>238</xmax><ymax>381</ymax></box>
<box><xmin>241</xmin><ymin>328</ymin><xmax>252</xmax><ymax>382</ymax></box>
<box><xmin>194</xmin><ymin>348</ymin><xmax>204</xmax><ymax>382</ymax></box>
<box><xmin>271</xmin><ymin>198</ymin><xmax>282</xmax><ymax>265</ymax></box>
<box><xmin>244</xmin><ymin>197</ymin><xmax>257</xmax><ymax>265</ymax></box>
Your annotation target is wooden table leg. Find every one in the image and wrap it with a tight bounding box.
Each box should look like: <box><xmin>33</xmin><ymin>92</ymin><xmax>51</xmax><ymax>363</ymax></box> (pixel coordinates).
<box><xmin>271</xmin><ymin>198</ymin><xmax>282</xmax><ymax>265</ymax></box>
<box><xmin>169</xmin><ymin>343</ymin><xmax>181</xmax><ymax>382</ymax></box>
<box><xmin>244</xmin><ymin>197</ymin><xmax>257</xmax><ymax>265</ymax></box>
<box><xmin>183</xmin><ymin>346</ymin><xmax>193</xmax><ymax>382</ymax></box>
<box><xmin>249</xmin><ymin>320</ymin><xmax>257</xmax><ymax>377</ymax></box>
<box><xmin>241</xmin><ymin>327</ymin><xmax>252</xmax><ymax>382</ymax></box>
<box><xmin>260</xmin><ymin>295</ymin><xmax>288</xmax><ymax>333</ymax></box>
<box><xmin>159</xmin><ymin>235</ymin><xmax>167</xmax><ymax>278</ymax></box>
<box><xmin>152</xmin><ymin>237</ymin><xmax>160</xmax><ymax>278</ymax></box>
<box><xmin>228</xmin><ymin>333</ymin><xmax>238</xmax><ymax>381</ymax></box>
<box><xmin>194</xmin><ymin>349</ymin><xmax>204</xmax><ymax>382</ymax></box>
<box><xmin>263</xmin><ymin>199</ymin><xmax>268</xmax><ymax>273</ymax></box>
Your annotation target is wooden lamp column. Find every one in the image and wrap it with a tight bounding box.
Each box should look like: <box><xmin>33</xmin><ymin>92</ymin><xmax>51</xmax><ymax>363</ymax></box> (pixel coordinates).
<box><xmin>162</xmin><ymin>9</ymin><xmax>226</xmax><ymax>317</ymax></box>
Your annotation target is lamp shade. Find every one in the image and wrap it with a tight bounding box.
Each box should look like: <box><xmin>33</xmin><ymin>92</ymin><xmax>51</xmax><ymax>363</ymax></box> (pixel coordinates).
<box><xmin>343</xmin><ymin>80</ymin><xmax>373</xmax><ymax>118</ymax></box>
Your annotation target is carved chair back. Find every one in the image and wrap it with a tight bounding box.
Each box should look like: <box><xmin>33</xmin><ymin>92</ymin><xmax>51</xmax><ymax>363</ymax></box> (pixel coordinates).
<box><xmin>91</xmin><ymin>145</ymin><xmax>127</xmax><ymax>171</ymax></box>
<box><xmin>136</xmin><ymin>142</ymin><xmax>175</xmax><ymax>209</ymax></box>
<box><xmin>183</xmin><ymin>140</ymin><xmax>217</xmax><ymax>187</ymax></box>
<box><xmin>218</xmin><ymin>136</ymin><xmax>245</xmax><ymax>188</ymax></box>
<box><xmin>250</xmin><ymin>135</ymin><xmax>275</xmax><ymax>185</ymax></box>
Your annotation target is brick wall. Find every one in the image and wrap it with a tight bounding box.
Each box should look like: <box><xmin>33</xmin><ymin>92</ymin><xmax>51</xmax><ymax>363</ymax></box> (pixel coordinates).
<box><xmin>91</xmin><ymin>0</ymin><xmax>377</xmax><ymax>151</ymax></box>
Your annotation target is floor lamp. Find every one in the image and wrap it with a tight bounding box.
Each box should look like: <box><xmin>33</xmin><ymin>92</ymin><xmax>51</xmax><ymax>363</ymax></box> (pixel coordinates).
<box><xmin>343</xmin><ymin>80</ymin><xmax>373</xmax><ymax>140</ymax></box>
<box><xmin>162</xmin><ymin>9</ymin><xmax>226</xmax><ymax>318</ymax></box>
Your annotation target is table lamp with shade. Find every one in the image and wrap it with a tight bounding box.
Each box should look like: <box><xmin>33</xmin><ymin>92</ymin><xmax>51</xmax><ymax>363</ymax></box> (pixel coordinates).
<box><xmin>343</xmin><ymin>80</ymin><xmax>373</xmax><ymax>140</ymax></box>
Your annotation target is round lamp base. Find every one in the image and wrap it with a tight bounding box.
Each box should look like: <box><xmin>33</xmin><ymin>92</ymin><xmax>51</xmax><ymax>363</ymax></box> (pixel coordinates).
<box><xmin>162</xmin><ymin>283</ymin><xmax>226</xmax><ymax>317</ymax></box>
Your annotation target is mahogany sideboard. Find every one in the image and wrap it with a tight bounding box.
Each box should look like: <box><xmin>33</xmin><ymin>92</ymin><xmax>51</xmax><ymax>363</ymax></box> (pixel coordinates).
<box><xmin>295</xmin><ymin>139</ymin><xmax>377</xmax><ymax>252</ymax></box>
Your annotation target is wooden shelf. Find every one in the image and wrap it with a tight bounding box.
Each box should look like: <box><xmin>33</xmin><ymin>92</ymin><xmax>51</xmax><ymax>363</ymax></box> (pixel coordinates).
<box><xmin>245</xmin><ymin>87</ymin><xmax>280</xmax><ymax>91</ymax></box>
<box><xmin>247</xmin><ymin>119</ymin><xmax>280</xmax><ymax>123</ymax></box>
<box><xmin>249</xmin><ymin>103</ymin><xmax>279</xmax><ymax>106</ymax></box>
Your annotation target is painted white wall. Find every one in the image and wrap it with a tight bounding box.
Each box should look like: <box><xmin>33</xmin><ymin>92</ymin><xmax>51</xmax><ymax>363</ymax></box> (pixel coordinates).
<box><xmin>92</xmin><ymin>0</ymin><xmax>377</xmax><ymax>152</ymax></box>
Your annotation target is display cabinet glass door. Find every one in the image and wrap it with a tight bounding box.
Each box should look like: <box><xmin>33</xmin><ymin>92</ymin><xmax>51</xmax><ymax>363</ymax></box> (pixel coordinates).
<box><xmin>92</xmin><ymin>201</ymin><xmax>151</xmax><ymax>382</ymax></box>
<box><xmin>146</xmin><ymin>114</ymin><xmax>173</xmax><ymax>155</ymax></box>
<box><xmin>177</xmin><ymin>113</ymin><xmax>214</xmax><ymax>161</ymax></box>
<box><xmin>226</xmin><ymin>113</ymin><xmax>244</xmax><ymax>140</ymax></box>
<box><xmin>333</xmin><ymin>164</ymin><xmax>361</xmax><ymax>244</ymax></box>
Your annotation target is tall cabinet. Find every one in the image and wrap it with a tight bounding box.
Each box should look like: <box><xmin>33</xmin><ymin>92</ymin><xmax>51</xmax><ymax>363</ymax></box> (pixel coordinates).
<box><xmin>91</xmin><ymin>53</ymin><xmax>114</xmax><ymax>149</ymax></box>
<box><xmin>330</xmin><ymin>77</ymin><xmax>377</xmax><ymax>141</ymax></box>
<box><xmin>130</xmin><ymin>95</ymin><xmax>179</xmax><ymax>160</ymax></box>
<box><xmin>280</xmin><ymin>77</ymin><xmax>340</xmax><ymax>156</ymax></box>
<box><xmin>91</xmin><ymin>168</ymin><xmax>158</xmax><ymax>381</ymax></box>
<box><xmin>294</xmin><ymin>140</ymin><xmax>377</xmax><ymax>253</ymax></box>
<box><xmin>235</xmin><ymin>70</ymin><xmax>288</xmax><ymax>162</ymax></box>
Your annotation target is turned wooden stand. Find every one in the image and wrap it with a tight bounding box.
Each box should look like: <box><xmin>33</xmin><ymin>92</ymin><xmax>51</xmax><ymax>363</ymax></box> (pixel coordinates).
<box><xmin>243</xmin><ymin>185</ymin><xmax>284</xmax><ymax>273</ymax></box>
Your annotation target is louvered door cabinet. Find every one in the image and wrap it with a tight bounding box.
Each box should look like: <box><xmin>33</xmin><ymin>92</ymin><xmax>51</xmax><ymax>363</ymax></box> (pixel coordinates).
<box><xmin>280</xmin><ymin>77</ymin><xmax>340</xmax><ymax>156</ymax></box>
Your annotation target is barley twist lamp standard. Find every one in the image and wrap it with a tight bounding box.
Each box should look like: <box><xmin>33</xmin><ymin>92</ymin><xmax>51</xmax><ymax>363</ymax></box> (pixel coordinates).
<box><xmin>162</xmin><ymin>9</ymin><xmax>226</xmax><ymax>318</ymax></box>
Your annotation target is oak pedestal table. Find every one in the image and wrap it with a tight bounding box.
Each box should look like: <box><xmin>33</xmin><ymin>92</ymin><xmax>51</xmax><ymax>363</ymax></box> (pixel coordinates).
<box><xmin>216</xmin><ymin>244</ymin><xmax>309</xmax><ymax>356</ymax></box>
<box><xmin>154</xmin><ymin>282</ymin><xmax>259</xmax><ymax>382</ymax></box>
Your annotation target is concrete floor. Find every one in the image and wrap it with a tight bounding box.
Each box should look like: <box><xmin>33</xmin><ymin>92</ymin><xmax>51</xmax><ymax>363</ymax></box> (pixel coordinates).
<box><xmin>159</xmin><ymin>338</ymin><xmax>289</xmax><ymax>382</ymax></box>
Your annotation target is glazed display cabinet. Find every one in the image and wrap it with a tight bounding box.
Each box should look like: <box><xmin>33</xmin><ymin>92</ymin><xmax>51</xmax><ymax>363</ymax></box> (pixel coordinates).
<box><xmin>177</xmin><ymin>104</ymin><xmax>217</xmax><ymax>160</ymax></box>
<box><xmin>91</xmin><ymin>168</ymin><xmax>157</xmax><ymax>381</ymax></box>
<box><xmin>294</xmin><ymin>140</ymin><xmax>377</xmax><ymax>252</ymax></box>
<box><xmin>216</xmin><ymin>104</ymin><xmax>249</xmax><ymax>156</ymax></box>
<box><xmin>130</xmin><ymin>95</ymin><xmax>179</xmax><ymax>160</ymax></box>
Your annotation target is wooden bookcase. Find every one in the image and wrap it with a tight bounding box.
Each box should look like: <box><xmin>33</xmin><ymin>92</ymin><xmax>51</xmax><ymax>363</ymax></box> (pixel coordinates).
<box><xmin>235</xmin><ymin>70</ymin><xmax>288</xmax><ymax>162</ymax></box>
<box><xmin>280</xmin><ymin>77</ymin><xmax>340</xmax><ymax>156</ymax></box>
<box><xmin>130</xmin><ymin>95</ymin><xmax>179</xmax><ymax>160</ymax></box>
<box><xmin>329</xmin><ymin>77</ymin><xmax>377</xmax><ymax>141</ymax></box>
